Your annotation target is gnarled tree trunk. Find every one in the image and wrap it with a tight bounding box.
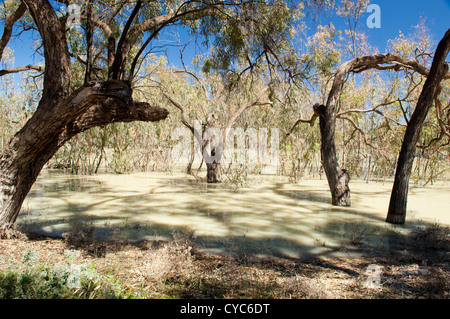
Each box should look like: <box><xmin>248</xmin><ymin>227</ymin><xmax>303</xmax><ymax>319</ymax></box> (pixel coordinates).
<box><xmin>0</xmin><ymin>81</ymin><xmax>168</xmax><ymax>236</ymax></box>
<box><xmin>0</xmin><ymin>0</ymin><xmax>169</xmax><ymax>236</ymax></box>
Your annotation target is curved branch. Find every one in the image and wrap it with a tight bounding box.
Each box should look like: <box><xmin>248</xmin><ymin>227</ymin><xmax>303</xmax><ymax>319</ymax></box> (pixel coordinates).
<box><xmin>0</xmin><ymin>2</ymin><xmax>27</xmax><ymax>61</ymax></box>
<box><xmin>110</xmin><ymin>0</ymin><xmax>142</xmax><ymax>80</ymax></box>
<box><xmin>79</xmin><ymin>14</ymin><xmax>114</xmax><ymax>38</ymax></box>
<box><xmin>128</xmin><ymin>5</ymin><xmax>216</xmax><ymax>41</ymax></box>
<box><xmin>225</xmin><ymin>87</ymin><xmax>271</xmax><ymax>131</ymax></box>
<box><xmin>162</xmin><ymin>91</ymin><xmax>194</xmax><ymax>133</ymax></box>
<box><xmin>128</xmin><ymin>4</ymin><xmax>220</xmax><ymax>82</ymax></box>
<box><xmin>0</xmin><ymin>64</ymin><xmax>43</xmax><ymax>77</ymax></box>
<box><xmin>286</xmin><ymin>112</ymin><xmax>319</xmax><ymax>137</ymax></box>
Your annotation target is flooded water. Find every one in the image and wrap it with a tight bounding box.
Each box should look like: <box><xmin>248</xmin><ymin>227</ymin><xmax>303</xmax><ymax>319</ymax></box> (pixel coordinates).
<box><xmin>20</xmin><ymin>169</ymin><xmax>450</xmax><ymax>259</ymax></box>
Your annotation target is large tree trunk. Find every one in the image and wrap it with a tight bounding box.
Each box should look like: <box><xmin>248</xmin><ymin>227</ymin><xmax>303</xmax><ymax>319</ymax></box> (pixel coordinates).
<box><xmin>314</xmin><ymin>104</ymin><xmax>351</xmax><ymax>206</ymax></box>
<box><xmin>313</xmin><ymin>51</ymin><xmax>450</xmax><ymax>207</ymax></box>
<box><xmin>0</xmin><ymin>148</ymin><xmax>53</xmax><ymax>236</ymax></box>
<box><xmin>0</xmin><ymin>81</ymin><xmax>168</xmax><ymax>236</ymax></box>
<box><xmin>386</xmin><ymin>29</ymin><xmax>450</xmax><ymax>225</ymax></box>
<box><xmin>0</xmin><ymin>0</ymin><xmax>169</xmax><ymax>237</ymax></box>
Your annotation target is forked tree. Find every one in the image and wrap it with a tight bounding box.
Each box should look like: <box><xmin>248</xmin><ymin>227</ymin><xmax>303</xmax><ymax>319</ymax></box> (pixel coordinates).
<box><xmin>162</xmin><ymin>69</ymin><xmax>271</xmax><ymax>183</ymax></box>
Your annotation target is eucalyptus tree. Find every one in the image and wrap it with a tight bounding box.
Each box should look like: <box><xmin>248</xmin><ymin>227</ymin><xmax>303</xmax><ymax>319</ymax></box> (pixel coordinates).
<box><xmin>310</xmin><ymin>48</ymin><xmax>450</xmax><ymax>207</ymax></box>
<box><xmin>162</xmin><ymin>68</ymin><xmax>272</xmax><ymax>183</ymax></box>
<box><xmin>145</xmin><ymin>0</ymin><xmax>318</xmax><ymax>182</ymax></box>
<box><xmin>386</xmin><ymin>29</ymin><xmax>450</xmax><ymax>224</ymax></box>
<box><xmin>0</xmin><ymin>0</ymin><xmax>302</xmax><ymax>236</ymax></box>
<box><xmin>290</xmin><ymin>21</ymin><xmax>449</xmax><ymax>224</ymax></box>
<box><xmin>285</xmin><ymin>2</ymin><xmax>450</xmax><ymax>214</ymax></box>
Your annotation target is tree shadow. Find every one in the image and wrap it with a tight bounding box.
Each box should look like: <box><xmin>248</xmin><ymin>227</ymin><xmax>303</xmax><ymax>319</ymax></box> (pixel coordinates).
<box><xmin>18</xmin><ymin>172</ymin><xmax>449</xmax><ymax>263</ymax></box>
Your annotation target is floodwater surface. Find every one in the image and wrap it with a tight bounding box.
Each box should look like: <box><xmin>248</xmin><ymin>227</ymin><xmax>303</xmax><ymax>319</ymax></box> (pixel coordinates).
<box><xmin>20</xmin><ymin>170</ymin><xmax>450</xmax><ymax>259</ymax></box>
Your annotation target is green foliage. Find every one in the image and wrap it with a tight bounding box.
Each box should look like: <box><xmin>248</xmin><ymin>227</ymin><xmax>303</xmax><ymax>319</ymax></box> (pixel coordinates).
<box><xmin>1</xmin><ymin>0</ymin><xmax>449</xmax><ymax>184</ymax></box>
<box><xmin>0</xmin><ymin>249</ymin><xmax>136</xmax><ymax>299</ymax></box>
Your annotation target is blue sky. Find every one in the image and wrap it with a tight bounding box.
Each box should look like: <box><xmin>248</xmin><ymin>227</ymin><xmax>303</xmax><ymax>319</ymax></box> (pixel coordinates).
<box><xmin>361</xmin><ymin>0</ymin><xmax>450</xmax><ymax>52</ymax></box>
<box><xmin>2</xmin><ymin>0</ymin><xmax>450</xmax><ymax>70</ymax></box>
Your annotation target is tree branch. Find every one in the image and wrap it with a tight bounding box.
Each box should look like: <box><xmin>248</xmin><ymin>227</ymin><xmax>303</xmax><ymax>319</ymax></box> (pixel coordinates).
<box><xmin>110</xmin><ymin>0</ymin><xmax>142</xmax><ymax>80</ymax></box>
<box><xmin>172</xmin><ymin>40</ymin><xmax>213</xmax><ymax>104</ymax></box>
<box><xmin>21</xmin><ymin>0</ymin><xmax>71</xmax><ymax>100</ymax></box>
<box><xmin>128</xmin><ymin>4</ymin><xmax>217</xmax><ymax>41</ymax></box>
<box><xmin>225</xmin><ymin>87</ymin><xmax>271</xmax><ymax>132</ymax></box>
<box><xmin>162</xmin><ymin>91</ymin><xmax>194</xmax><ymax>133</ymax></box>
<box><xmin>286</xmin><ymin>112</ymin><xmax>319</xmax><ymax>137</ymax></box>
<box><xmin>0</xmin><ymin>2</ymin><xmax>27</xmax><ymax>61</ymax></box>
<box><xmin>84</xmin><ymin>0</ymin><xmax>93</xmax><ymax>84</ymax></box>
<box><xmin>0</xmin><ymin>65</ymin><xmax>44</xmax><ymax>77</ymax></box>
<box><xmin>337</xmin><ymin>115</ymin><xmax>376</xmax><ymax>149</ymax></box>
<box><xmin>60</xmin><ymin>100</ymin><xmax>169</xmax><ymax>146</ymax></box>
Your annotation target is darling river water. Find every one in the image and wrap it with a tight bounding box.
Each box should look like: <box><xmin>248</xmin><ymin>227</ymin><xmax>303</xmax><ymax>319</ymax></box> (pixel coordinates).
<box><xmin>19</xmin><ymin>169</ymin><xmax>450</xmax><ymax>259</ymax></box>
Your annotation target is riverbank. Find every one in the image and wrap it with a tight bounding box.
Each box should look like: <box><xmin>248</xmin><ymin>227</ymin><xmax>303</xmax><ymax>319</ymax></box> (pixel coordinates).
<box><xmin>8</xmin><ymin>171</ymin><xmax>449</xmax><ymax>299</ymax></box>
<box><xmin>0</xmin><ymin>226</ymin><xmax>448</xmax><ymax>299</ymax></box>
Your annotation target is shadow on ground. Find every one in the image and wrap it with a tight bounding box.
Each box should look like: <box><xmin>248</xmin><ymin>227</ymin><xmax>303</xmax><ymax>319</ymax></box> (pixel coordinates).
<box><xmin>19</xmin><ymin>172</ymin><xmax>449</xmax><ymax>263</ymax></box>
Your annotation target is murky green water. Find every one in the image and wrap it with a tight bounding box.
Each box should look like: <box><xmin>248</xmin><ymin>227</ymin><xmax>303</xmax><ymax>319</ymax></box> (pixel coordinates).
<box><xmin>20</xmin><ymin>169</ymin><xmax>450</xmax><ymax>259</ymax></box>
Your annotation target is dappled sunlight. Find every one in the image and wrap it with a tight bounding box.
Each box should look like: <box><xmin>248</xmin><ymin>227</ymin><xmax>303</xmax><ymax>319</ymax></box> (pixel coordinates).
<box><xmin>20</xmin><ymin>170</ymin><xmax>450</xmax><ymax>259</ymax></box>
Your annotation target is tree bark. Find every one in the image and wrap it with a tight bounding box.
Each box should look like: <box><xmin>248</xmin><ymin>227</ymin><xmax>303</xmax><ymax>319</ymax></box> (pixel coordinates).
<box><xmin>0</xmin><ymin>1</ymin><xmax>170</xmax><ymax>236</ymax></box>
<box><xmin>386</xmin><ymin>29</ymin><xmax>450</xmax><ymax>224</ymax></box>
<box><xmin>314</xmin><ymin>104</ymin><xmax>351</xmax><ymax>206</ymax></box>
<box><xmin>206</xmin><ymin>162</ymin><xmax>221</xmax><ymax>183</ymax></box>
<box><xmin>312</xmin><ymin>51</ymin><xmax>450</xmax><ymax>207</ymax></box>
<box><xmin>0</xmin><ymin>80</ymin><xmax>168</xmax><ymax>236</ymax></box>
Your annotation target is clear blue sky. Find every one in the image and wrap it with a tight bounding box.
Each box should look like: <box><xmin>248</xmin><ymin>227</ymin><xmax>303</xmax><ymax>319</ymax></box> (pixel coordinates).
<box><xmin>361</xmin><ymin>0</ymin><xmax>450</xmax><ymax>52</ymax></box>
<box><xmin>2</xmin><ymin>0</ymin><xmax>450</xmax><ymax>70</ymax></box>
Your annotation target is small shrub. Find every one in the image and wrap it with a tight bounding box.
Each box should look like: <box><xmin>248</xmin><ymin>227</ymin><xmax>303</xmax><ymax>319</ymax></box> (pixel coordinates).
<box><xmin>410</xmin><ymin>223</ymin><xmax>449</xmax><ymax>250</ymax></box>
<box><xmin>223</xmin><ymin>164</ymin><xmax>249</xmax><ymax>192</ymax></box>
<box><xmin>0</xmin><ymin>258</ymin><xmax>135</xmax><ymax>299</ymax></box>
<box><xmin>63</xmin><ymin>217</ymin><xmax>98</xmax><ymax>245</ymax></box>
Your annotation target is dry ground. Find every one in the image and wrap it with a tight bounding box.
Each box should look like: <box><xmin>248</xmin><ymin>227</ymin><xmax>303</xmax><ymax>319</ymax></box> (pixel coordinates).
<box><xmin>0</xmin><ymin>232</ymin><xmax>448</xmax><ymax>299</ymax></box>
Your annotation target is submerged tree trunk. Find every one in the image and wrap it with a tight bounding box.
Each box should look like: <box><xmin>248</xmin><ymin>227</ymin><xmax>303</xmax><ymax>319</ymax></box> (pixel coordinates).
<box><xmin>314</xmin><ymin>104</ymin><xmax>351</xmax><ymax>206</ymax></box>
<box><xmin>206</xmin><ymin>162</ymin><xmax>221</xmax><ymax>183</ymax></box>
<box><xmin>386</xmin><ymin>29</ymin><xmax>450</xmax><ymax>225</ymax></box>
<box><xmin>203</xmin><ymin>121</ymin><xmax>223</xmax><ymax>184</ymax></box>
<box><xmin>0</xmin><ymin>0</ymin><xmax>169</xmax><ymax>236</ymax></box>
<box><xmin>307</xmin><ymin>50</ymin><xmax>450</xmax><ymax>207</ymax></box>
<box><xmin>0</xmin><ymin>81</ymin><xmax>168</xmax><ymax>236</ymax></box>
